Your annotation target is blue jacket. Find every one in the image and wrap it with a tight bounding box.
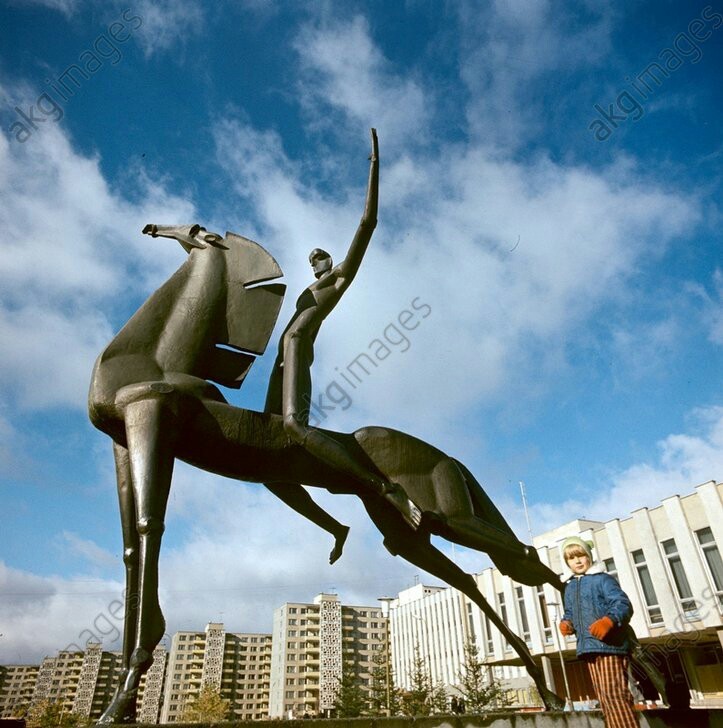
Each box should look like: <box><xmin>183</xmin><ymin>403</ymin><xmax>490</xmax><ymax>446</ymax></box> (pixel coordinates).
<box><xmin>562</xmin><ymin>572</ymin><xmax>633</xmax><ymax>656</ymax></box>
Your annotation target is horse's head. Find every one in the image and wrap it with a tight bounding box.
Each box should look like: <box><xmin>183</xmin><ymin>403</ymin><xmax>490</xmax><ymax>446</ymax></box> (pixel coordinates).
<box><xmin>142</xmin><ymin>224</ymin><xmax>227</xmax><ymax>253</ymax></box>
<box><xmin>97</xmin><ymin>225</ymin><xmax>285</xmax><ymax>392</ymax></box>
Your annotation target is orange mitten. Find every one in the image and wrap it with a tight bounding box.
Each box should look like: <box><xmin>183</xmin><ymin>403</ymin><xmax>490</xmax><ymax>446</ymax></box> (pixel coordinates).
<box><xmin>559</xmin><ymin>620</ymin><xmax>574</xmax><ymax>636</ymax></box>
<box><xmin>589</xmin><ymin>616</ymin><xmax>614</xmax><ymax>640</ymax></box>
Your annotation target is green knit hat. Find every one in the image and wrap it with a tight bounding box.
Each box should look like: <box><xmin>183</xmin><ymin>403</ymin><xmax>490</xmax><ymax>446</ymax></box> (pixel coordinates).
<box><xmin>561</xmin><ymin>536</ymin><xmax>594</xmax><ymax>563</ymax></box>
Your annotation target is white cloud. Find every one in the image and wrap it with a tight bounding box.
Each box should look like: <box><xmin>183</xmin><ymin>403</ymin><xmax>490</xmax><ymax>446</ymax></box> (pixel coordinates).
<box><xmin>0</xmin><ymin>111</ymin><xmax>196</xmax><ymax>410</ymax></box>
<box><xmin>9</xmin><ymin>0</ymin><xmax>79</xmax><ymax>15</ymax></box>
<box><xmin>60</xmin><ymin>532</ymin><xmax>118</xmax><ymax>571</ymax></box>
<box><xmin>134</xmin><ymin>0</ymin><xmax>205</xmax><ymax>57</ymax></box>
<box><xmin>293</xmin><ymin>15</ymin><xmax>431</xmax><ymax>147</ymax></box>
<box><xmin>0</xmin><ymin>562</ymin><xmax>126</xmax><ymax>663</ymax></box>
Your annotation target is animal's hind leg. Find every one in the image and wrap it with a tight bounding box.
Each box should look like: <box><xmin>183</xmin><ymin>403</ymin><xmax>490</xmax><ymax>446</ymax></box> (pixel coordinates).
<box><xmin>391</xmin><ymin>537</ymin><xmax>565</xmax><ymax>711</ymax></box>
<box><xmin>430</xmin><ymin>459</ymin><xmax>529</xmax><ymax>557</ymax></box>
<box><xmin>431</xmin><ymin>459</ymin><xmax>560</xmax><ymax>589</ymax></box>
<box><xmin>97</xmin><ymin>394</ymin><xmax>176</xmax><ymax>725</ymax></box>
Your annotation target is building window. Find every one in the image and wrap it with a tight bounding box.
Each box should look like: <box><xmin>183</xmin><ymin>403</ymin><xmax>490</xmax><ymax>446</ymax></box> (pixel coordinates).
<box><xmin>480</xmin><ymin>612</ymin><xmax>493</xmax><ymax>654</ymax></box>
<box><xmin>661</xmin><ymin>538</ymin><xmax>698</xmax><ymax>618</ymax></box>
<box><xmin>515</xmin><ymin>587</ymin><xmax>531</xmax><ymax>643</ymax></box>
<box><xmin>465</xmin><ymin>603</ymin><xmax>476</xmax><ymax>642</ymax></box>
<box><xmin>696</xmin><ymin>527</ymin><xmax>723</xmax><ymax>608</ymax></box>
<box><xmin>603</xmin><ymin>558</ymin><xmax>618</xmax><ymax>582</ymax></box>
<box><xmin>536</xmin><ymin>586</ymin><xmax>552</xmax><ymax>644</ymax></box>
<box><xmin>498</xmin><ymin>593</ymin><xmax>511</xmax><ymax>651</ymax></box>
<box><xmin>631</xmin><ymin>549</ymin><xmax>664</xmax><ymax>624</ymax></box>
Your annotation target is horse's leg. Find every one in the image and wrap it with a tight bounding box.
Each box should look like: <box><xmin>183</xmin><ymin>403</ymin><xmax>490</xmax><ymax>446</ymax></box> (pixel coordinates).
<box><xmin>427</xmin><ymin>458</ymin><xmax>526</xmax><ymax>556</ymax></box>
<box><xmin>385</xmin><ymin>534</ymin><xmax>565</xmax><ymax>711</ymax></box>
<box><xmin>264</xmin><ymin>482</ymin><xmax>349</xmax><ymax>564</ymax></box>
<box><xmin>429</xmin><ymin>459</ymin><xmax>560</xmax><ymax>589</ymax></box>
<box><xmin>97</xmin><ymin>393</ymin><xmax>176</xmax><ymax>725</ymax></box>
<box><xmin>99</xmin><ymin>443</ymin><xmax>140</xmax><ymax>724</ymax></box>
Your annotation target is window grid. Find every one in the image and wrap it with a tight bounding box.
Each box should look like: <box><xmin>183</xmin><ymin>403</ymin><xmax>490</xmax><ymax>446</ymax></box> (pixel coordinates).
<box><xmin>498</xmin><ymin>593</ymin><xmax>511</xmax><ymax>652</ymax></box>
<box><xmin>536</xmin><ymin>586</ymin><xmax>552</xmax><ymax>644</ymax></box>
<box><xmin>603</xmin><ymin>558</ymin><xmax>619</xmax><ymax>583</ymax></box>
<box><xmin>631</xmin><ymin>549</ymin><xmax>664</xmax><ymax>624</ymax></box>
<box><xmin>661</xmin><ymin>538</ymin><xmax>698</xmax><ymax>619</ymax></box>
<box><xmin>515</xmin><ymin>587</ymin><xmax>531</xmax><ymax>644</ymax></box>
<box><xmin>696</xmin><ymin>527</ymin><xmax>723</xmax><ymax>609</ymax></box>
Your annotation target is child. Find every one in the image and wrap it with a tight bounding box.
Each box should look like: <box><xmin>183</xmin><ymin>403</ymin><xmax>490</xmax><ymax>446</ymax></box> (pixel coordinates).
<box><xmin>559</xmin><ymin>537</ymin><xmax>637</xmax><ymax>728</ymax></box>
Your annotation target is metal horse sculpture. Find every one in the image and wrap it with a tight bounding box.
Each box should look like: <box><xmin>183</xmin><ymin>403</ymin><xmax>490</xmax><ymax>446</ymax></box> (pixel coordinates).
<box><xmin>89</xmin><ymin>221</ymin><xmax>571</xmax><ymax>721</ymax></box>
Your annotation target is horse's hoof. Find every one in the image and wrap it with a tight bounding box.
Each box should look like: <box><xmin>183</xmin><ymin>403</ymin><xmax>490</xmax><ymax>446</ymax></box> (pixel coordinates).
<box><xmin>95</xmin><ymin>688</ymin><xmax>137</xmax><ymax>725</ymax></box>
<box><xmin>540</xmin><ymin>688</ymin><xmax>566</xmax><ymax>711</ymax></box>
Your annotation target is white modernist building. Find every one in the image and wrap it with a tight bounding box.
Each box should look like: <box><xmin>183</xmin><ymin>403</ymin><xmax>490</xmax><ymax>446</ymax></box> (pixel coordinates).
<box><xmin>388</xmin><ymin>480</ymin><xmax>723</xmax><ymax>709</ymax></box>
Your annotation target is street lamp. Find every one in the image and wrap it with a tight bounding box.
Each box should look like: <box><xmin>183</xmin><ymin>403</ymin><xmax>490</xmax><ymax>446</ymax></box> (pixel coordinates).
<box><xmin>547</xmin><ymin>601</ymin><xmax>573</xmax><ymax>710</ymax></box>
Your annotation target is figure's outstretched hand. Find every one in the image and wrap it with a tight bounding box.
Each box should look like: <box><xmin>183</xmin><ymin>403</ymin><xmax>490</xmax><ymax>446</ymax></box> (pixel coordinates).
<box><xmin>369</xmin><ymin>127</ymin><xmax>378</xmax><ymax>162</ymax></box>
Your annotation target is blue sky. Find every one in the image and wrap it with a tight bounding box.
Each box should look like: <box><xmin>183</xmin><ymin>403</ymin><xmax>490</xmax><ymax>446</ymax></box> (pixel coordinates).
<box><xmin>0</xmin><ymin>0</ymin><xmax>721</xmax><ymax>663</ymax></box>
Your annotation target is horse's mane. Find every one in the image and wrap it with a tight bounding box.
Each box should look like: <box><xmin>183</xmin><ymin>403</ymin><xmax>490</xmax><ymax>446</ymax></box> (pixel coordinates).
<box><xmin>100</xmin><ymin>232</ymin><xmax>286</xmax><ymax>389</ymax></box>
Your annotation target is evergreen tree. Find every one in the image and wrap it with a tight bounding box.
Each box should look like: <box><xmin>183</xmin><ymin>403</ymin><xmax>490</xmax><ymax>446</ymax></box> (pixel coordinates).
<box><xmin>457</xmin><ymin>639</ymin><xmax>508</xmax><ymax>713</ymax></box>
<box><xmin>333</xmin><ymin>662</ymin><xmax>367</xmax><ymax>718</ymax></box>
<box><xmin>400</xmin><ymin>647</ymin><xmax>444</xmax><ymax>717</ymax></box>
<box><xmin>179</xmin><ymin>684</ymin><xmax>230</xmax><ymax>723</ymax></box>
<box><xmin>430</xmin><ymin>681</ymin><xmax>448</xmax><ymax>714</ymax></box>
<box><xmin>369</xmin><ymin>649</ymin><xmax>400</xmax><ymax>716</ymax></box>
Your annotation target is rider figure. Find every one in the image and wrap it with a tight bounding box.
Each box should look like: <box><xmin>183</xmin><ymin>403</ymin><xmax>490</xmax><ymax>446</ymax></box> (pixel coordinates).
<box><xmin>265</xmin><ymin>129</ymin><xmax>421</xmax><ymax>530</ymax></box>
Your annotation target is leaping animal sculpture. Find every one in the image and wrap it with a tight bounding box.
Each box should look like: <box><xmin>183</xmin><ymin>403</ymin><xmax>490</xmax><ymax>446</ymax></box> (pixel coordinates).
<box><xmin>89</xmin><ymin>132</ymin><xmax>577</xmax><ymax>723</ymax></box>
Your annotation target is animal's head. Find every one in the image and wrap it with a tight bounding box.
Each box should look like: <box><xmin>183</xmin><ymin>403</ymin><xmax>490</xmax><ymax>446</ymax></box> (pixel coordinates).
<box><xmin>142</xmin><ymin>224</ymin><xmax>226</xmax><ymax>253</ymax></box>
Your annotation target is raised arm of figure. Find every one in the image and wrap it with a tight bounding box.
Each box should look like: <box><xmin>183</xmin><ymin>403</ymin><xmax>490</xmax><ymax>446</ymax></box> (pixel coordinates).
<box><xmin>337</xmin><ymin>128</ymin><xmax>379</xmax><ymax>285</ymax></box>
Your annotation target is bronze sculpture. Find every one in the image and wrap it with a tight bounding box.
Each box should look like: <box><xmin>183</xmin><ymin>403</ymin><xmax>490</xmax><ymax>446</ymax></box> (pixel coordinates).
<box><xmin>90</xmin><ymin>130</ymin><xmax>676</xmax><ymax>722</ymax></box>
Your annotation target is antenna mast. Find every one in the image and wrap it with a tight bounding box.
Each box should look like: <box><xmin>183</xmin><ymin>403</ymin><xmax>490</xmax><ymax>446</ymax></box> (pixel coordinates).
<box><xmin>519</xmin><ymin>480</ymin><xmax>533</xmax><ymax>542</ymax></box>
